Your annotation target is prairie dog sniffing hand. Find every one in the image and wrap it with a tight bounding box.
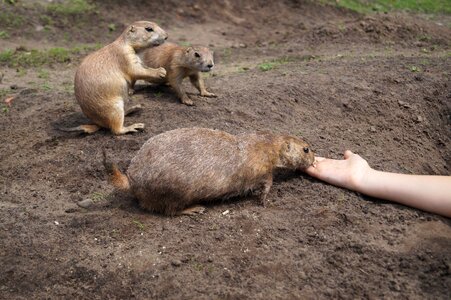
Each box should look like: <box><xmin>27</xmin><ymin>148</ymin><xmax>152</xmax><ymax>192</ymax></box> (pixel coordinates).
<box><xmin>104</xmin><ymin>128</ymin><xmax>315</xmax><ymax>216</ymax></box>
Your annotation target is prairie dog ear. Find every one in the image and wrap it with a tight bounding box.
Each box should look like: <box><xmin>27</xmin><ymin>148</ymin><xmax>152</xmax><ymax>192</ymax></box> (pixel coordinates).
<box><xmin>286</xmin><ymin>141</ymin><xmax>292</xmax><ymax>151</ymax></box>
<box><xmin>129</xmin><ymin>25</ymin><xmax>136</xmax><ymax>32</ymax></box>
<box><xmin>280</xmin><ymin>140</ymin><xmax>290</xmax><ymax>153</ymax></box>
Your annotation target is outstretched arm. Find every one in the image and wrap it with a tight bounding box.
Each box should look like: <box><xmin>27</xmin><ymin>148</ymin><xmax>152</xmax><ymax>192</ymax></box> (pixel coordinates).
<box><xmin>306</xmin><ymin>150</ymin><xmax>451</xmax><ymax>218</ymax></box>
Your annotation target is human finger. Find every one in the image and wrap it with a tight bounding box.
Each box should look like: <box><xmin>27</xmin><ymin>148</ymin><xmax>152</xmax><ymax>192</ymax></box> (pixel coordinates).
<box><xmin>344</xmin><ymin>150</ymin><xmax>354</xmax><ymax>159</ymax></box>
<box><xmin>314</xmin><ymin>156</ymin><xmax>326</xmax><ymax>162</ymax></box>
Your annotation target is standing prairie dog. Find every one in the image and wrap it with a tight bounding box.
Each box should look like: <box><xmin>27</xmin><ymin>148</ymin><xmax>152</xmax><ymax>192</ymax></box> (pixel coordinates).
<box><xmin>69</xmin><ymin>21</ymin><xmax>168</xmax><ymax>135</ymax></box>
<box><xmin>104</xmin><ymin>128</ymin><xmax>315</xmax><ymax>216</ymax></box>
<box><xmin>132</xmin><ymin>43</ymin><xmax>216</xmax><ymax>106</ymax></box>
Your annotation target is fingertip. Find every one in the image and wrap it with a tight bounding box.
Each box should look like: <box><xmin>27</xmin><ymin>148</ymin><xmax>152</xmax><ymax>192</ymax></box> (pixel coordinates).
<box><xmin>305</xmin><ymin>166</ymin><xmax>317</xmax><ymax>177</ymax></box>
<box><xmin>314</xmin><ymin>156</ymin><xmax>325</xmax><ymax>162</ymax></box>
<box><xmin>344</xmin><ymin>150</ymin><xmax>353</xmax><ymax>159</ymax></box>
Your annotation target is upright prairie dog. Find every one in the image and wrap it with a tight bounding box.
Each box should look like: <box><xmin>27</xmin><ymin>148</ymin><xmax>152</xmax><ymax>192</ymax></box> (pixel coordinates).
<box><xmin>132</xmin><ymin>42</ymin><xmax>216</xmax><ymax>106</ymax></box>
<box><xmin>69</xmin><ymin>21</ymin><xmax>168</xmax><ymax>135</ymax></box>
<box><xmin>104</xmin><ymin>128</ymin><xmax>315</xmax><ymax>216</ymax></box>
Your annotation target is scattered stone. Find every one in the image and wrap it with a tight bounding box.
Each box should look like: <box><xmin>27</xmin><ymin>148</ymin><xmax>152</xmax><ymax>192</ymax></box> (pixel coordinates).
<box><xmin>398</xmin><ymin>100</ymin><xmax>411</xmax><ymax>108</ymax></box>
<box><xmin>10</xmin><ymin>84</ymin><xmax>18</xmax><ymax>90</ymax></box>
<box><xmin>415</xmin><ymin>115</ymin><xmax>424</xmax><ymax>123</ymax></box>
<box><xmin>35</xmin><ymin>25</ymin><xmax>44</xmax><ymax>32</ymax></box>
<box><xmin>77</xmin><ymin>198</ymin><xmax>95</xmax><ymax>209</ymax></box>
<box><xmin>298</xmin><ymin>271</ymin><xmax>308</xmax><ymax>280</ymax></box>
<box><xmin>65</xmin><ymin>208</ymin><xmax>77</xmax><ymax>213</ymax></box>
<box><xmin>239</xmin><ymin>43</ymin><xmax>247</xmax><ymax>48</ymax></box>
<box><xmin>171</xmin><ymin>260</ymin><xmax>182</xmax><ymax>267</ymax></box>
<box><xmin>370</xmin><ymin>126</ymin><xmax>377</xmax><ymax>132</ymax></box>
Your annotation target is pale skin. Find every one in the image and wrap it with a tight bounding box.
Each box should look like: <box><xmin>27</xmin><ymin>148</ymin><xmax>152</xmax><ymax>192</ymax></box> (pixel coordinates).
<box><xmin>306</xmin><ymin>150</ymin><xmax>451</xmax><ymax>218</ymax></box>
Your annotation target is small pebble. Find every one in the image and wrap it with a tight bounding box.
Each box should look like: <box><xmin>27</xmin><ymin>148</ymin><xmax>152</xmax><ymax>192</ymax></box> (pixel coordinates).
<box><xmin>171</xmin><ymin>260</ymin><xmax>182</xmax><ymax>267</ymax></box>
<box><xmin>77</xmin><ymin>198</ymin><xmax>94</xmax><ymax>208</ymax></box>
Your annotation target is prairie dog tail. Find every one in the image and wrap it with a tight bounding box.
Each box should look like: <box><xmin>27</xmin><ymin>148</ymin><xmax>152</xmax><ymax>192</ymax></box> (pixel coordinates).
<box><xmin>59</xmin><ymin>124</ymin><xmax>101</xmax><ymax>134</ymax></box>
<box><xmin>102</xmin><ymin>149</ymin><xmax>130</xmax><ymax>191</ymax></box>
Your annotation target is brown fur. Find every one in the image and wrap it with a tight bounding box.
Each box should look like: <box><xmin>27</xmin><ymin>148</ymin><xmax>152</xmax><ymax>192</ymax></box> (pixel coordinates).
<box><xmin>105</xmin><ymin>128</ymin><xmax>315</xmax><ymax>216</ymax></box>
<box><xmin>71</xmin><ymin>21</ymin><xmax>168</xmax><ymax>135</ymax></box>
<box><xmin>103</xmin><ymin>150</ymin><xmax>130</xmax><ymax>190</ymax></box>
<box><xmin>132</xmin><ymin>42</ymin><xmax>216</xmax><ymax>106</ymax></box>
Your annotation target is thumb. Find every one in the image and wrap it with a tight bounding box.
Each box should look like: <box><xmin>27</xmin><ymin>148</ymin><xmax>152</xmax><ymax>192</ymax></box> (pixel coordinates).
<box><xmin>344</xmin><ymin>150</ymin><xmax>354</xmax><ymax>159</ymax></box>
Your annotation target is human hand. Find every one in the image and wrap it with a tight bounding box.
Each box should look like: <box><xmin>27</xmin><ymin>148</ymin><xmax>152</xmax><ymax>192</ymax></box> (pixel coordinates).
<box><xmin>306</xmin><ymin>150</ymin><xmax>372</xmax><ymax>191</ymax></box>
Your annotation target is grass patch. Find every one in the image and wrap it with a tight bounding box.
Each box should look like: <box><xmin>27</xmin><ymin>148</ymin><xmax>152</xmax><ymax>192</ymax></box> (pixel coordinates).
<box><xmin>321</xmin><ymin>0</ymin><xmax>451</xmax><ymax>14</ymax></box>
<box><xmin>47</xmin><ymin>0</ymin><xmax>95</xmax><ymax>15</ymax></box>
<box><xmin>258</xmin><ymin>56</ymin><xmax>301</xmax><ymax>72</ymax></box>
<box><xmin>40</xmin><ymin>15</ymin><xmax>54</xmax><ymax>26</ymax></box>
<box><xmin>132</xmin><ymin>220</ymin><xmax>145</xmax><ymax>231</ymax></box>
<box><xmin>0</xmin><ymin>44</ymin><xmax>101</xmax><ymax>68</ymax></box>
<box><xmin>0</xmin><ymin>31</ymin><xmax>9</xmax><ymax>39</ymax></box>
<box><xmin>0</xmin><ymin>89</ymin><xmax>8</xmax><ymax>98</ymax></box>
<box><xmin>37</xmin><ymin>69</ymin><xmax>50</xmax><ymax>79</ymax></box>
<box><xmin>179</xmin><ymin>41</ymin><xmax>192</xmax><ymax>47</ymax></box>
<box><xmin>409</xmin><ymin>65</ymin><xmax>421</xmax><ymax>72</ymax></box>
<box><xmin>108</xmin><ymin>23</ymin><xmax>116</xmax><ymax>32</ymax></box>
<box><xmin>0</xmin><ymin>11</ymin><xmax>24</xmax><ymax>27</ymax></box>
<box><xmin>1</xmin><ymin>105</ymin><xmax>9</xmax><ymax>114</ymax></box>
<box><xmin>90</xmin><ymin>192</ymin><xmax>105</xmax><ymax>202</ymax></box>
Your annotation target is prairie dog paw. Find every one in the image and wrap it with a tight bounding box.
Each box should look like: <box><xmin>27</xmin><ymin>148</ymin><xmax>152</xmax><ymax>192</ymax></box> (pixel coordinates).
<box><xmin>181</xmin><ymin>97</ymin><xmax>194</xmax><ymax>106</ymax></box>
<box><xmin>156</xmin><ymin>67</ymin><xmax>166</xmax><ymax>79</ymax></box>
<box><xmin>201</xmin><ymin>91</ymin><xmax>217</xmax><ymax>98</ymax></box>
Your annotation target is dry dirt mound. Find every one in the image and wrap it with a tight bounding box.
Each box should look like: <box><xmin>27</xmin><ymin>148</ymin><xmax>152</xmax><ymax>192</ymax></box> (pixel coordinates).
<box><xmin>306</xmin><ymin>14</ymin><xmax>450</xmax><ymax>46</ymax></box>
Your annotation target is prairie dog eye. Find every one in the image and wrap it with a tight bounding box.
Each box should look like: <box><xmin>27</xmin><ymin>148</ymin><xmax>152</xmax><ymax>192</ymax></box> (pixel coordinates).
<box><xmin>303</xmin><ymin>147</ymin><xmax>309</xmax><ymax>153</ymax></box>
<box><xmin>145</xmin><ymin>27</ymin><xmax>154</xmax><ymax>32</ymax></box>
<box><xmin>194</xmin><ymin>52</ymin><xmax>200</xmax><ymax>58</ymax></box>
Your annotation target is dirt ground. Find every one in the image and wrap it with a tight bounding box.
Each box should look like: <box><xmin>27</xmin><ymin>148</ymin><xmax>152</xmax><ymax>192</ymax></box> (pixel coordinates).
<box><xmin>0</xmin><ymin>0</ymin><xmax>450</xmax><ymax>299</ymax></box>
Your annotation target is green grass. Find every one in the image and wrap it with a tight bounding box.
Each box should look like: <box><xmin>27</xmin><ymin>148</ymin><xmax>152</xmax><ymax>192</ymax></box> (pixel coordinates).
<box><xmin>132</xmin><ymin>220</ymin><xmax>145</xmax><ymax>231</ymax></box>
<box><xmin>0</xmin><ymin>88</ymin><xmax>9</xmax><ymax>99</ymax></box>
<box><xmin>258</xmin><ymin>56</ymin><xmax>300</xmax><ymax>72</ymax></box>
<box><xmin>409</xmin><ymin>65</ymin><xmax>421</xmax><ymax>72</ymax></box>
<box><xmin>322</xmin><ymin>0</ymin><xmax>451</xmax><ymax>14</ymax></box>
<box><xmin>37</xmin><ymin>69</ymin><xmax>50</xmax><ymax>79</ymax></box>
<box><xmin>179</xmin><ymin>41</ymin><xmax>192</xmax><ymax>47</ymax></box>
<box><xmin>39</xmin><ymin>15</ymin><xmax>54</xmax><ymax>26</ymax></box>
<box><xmin>0</xmin><ymin>31</ymin><xmax>9</xmax><ymax>39</ymax></box>
<box><xmin>0</xmin><ymin>12</ymin><xmax>24</xmax><ymax>27</ymax></box>
<box><xmin>0</xmin><ymin>44</ymin><xmax>101</xmax><ymax>68</ymax></box>
<box><xmin>90</xmin><ymin>192</ymin><xmax>105</xmax><ymax>202</ymax></box>
<box><xmin>108</xmin><ymin>23</ymin><xmax>116</xmax><ymax>32</ymax></box>
<box><xmin>47</xmin><ymin>0</ymin><xmax>95</xmax><ymax>15</ymax></box>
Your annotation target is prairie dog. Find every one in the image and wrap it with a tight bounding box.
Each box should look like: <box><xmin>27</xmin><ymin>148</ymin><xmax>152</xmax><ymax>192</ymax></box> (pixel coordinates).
<box><xmin>69</xmin><ymin>21</ymin><xmax>168</xmax><ymax>135</ymax></box>
<box><xmin>104</xmin><ymin>128</ymin><xmax>315</xmax><ymax>216</ymax></box>
<box><xmin>132</xmin><ymin>43</ymin><xmax>216</xmax><ymax>106</ymax></box>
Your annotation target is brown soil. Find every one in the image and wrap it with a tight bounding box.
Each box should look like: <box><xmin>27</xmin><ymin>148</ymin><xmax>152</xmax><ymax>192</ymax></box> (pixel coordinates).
<box><xmin>1</xmin><ymin>1</ymin><xmax>450</xmax><ymax>299</ymax></box>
